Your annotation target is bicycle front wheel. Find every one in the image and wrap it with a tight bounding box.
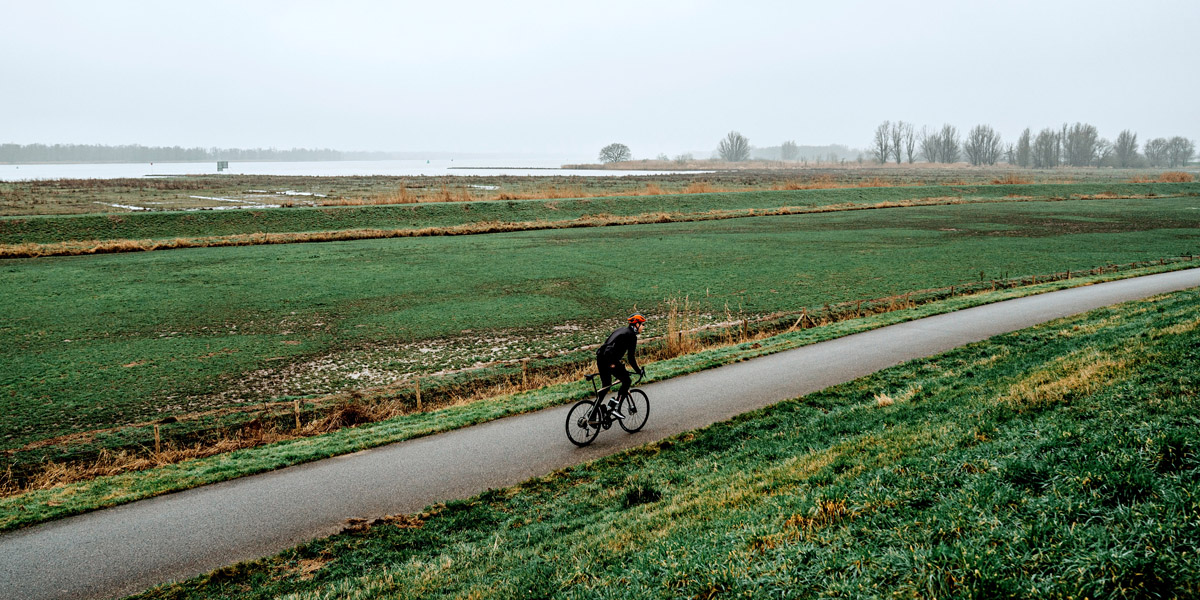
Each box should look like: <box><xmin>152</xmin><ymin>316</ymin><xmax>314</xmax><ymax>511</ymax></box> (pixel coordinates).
<box><xmin>565</xmin><ymin>400</ymin><xmax>602</xmax><ymax>446</ymax></box>
<box><xmin>618</xmin><ymin>389</ymin><xmax>650</xmax><ymax>433</ymax></box>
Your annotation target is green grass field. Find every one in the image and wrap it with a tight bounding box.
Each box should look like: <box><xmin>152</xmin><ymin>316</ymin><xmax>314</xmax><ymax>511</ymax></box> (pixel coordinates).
<box><xmin>2</xmin><ymin>182</ymin><xmax>1196</xmax><ymax>248</ymax></box>
<box><xmin>3</xmin><ymin>193</ymin><xmax>1200</xmax><ymax>464</ymax></box>
<box><xmin>129</xmin><ymin>287</ymin><xmax>1200</xmax><ymax>600</ymax></box>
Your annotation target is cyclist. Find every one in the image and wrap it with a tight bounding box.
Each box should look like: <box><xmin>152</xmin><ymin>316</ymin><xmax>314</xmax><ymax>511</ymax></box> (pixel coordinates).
<box><xmin>596</xmin><ymin>313</ymin><xmax>646</xmax><ymax>420</ymax></box>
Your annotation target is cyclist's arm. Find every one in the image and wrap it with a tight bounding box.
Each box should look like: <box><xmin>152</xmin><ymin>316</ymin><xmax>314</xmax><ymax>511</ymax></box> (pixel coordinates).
<box><xmin>626</xmin><ymin>342</ymin><xmax>641</xmax><ymax>374</ymax></box>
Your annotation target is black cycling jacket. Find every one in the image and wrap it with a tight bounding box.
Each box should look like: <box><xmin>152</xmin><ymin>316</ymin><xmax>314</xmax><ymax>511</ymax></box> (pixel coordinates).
<box><xmin>597</xmin><ymin>325</ymin><xmax>640</xmax><ymax>372</ymax></box>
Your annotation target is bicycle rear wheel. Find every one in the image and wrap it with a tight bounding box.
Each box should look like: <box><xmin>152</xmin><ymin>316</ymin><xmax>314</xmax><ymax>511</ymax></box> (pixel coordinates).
<box><xmin>565</xmin><ymin>400</ymin><xmax>602</xmax><ymax>446</ymax></box>
<box><xmin>618</xmin><ymin>389</ymin><xmax>649</xmax><ymax>433</ymax></box>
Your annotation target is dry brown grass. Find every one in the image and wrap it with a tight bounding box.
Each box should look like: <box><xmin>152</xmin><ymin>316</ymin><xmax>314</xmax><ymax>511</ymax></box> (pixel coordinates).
<box><xmin>1127</xmin><ymin>172</ymin><xmax>1195</xmax><ymax>183</ymax></box>
<box><xmin>856</xmin><ymin>177</ymin><xmax>890</xmax><ymax>188</ymax></box>
<box><xmin>777</xmin><ymin>498</ymin><xmax>854</xmax><ymax>545</ymax></box>
<box><xmin>682</xmin><ymin>181</ymin><xmax>724</xmax><ymax>194</ymax></box>
<box><xmin>1159</xmin><ymin>171</ymin><xmax>1195</xmax><ymax>183</ymax></box>
<box><xmin>495</xmin><ymin>185</ymin><xmax>587</xmax><ymax>201</ymax></box>
<box><xmin>992</xmin><ymin>173</ymin><xmax>1033</xmax><ymax>185</ymax></box>
<box><xmin>773</xmin><ymin>175</ymin><xmax>835</xmax><ymax>190</ymax></box>
<box><xmin>998</xmin><ymin>351</ymin><xmax>1129</xmax><ymax>413</ymax></box>
<box><xmin>6</xmin><ymin>423</ymin><xmax>299</xmax><ymax>494</ymax></box>
<box><xmin>663</xmin><ymin>297</ymin><xmax>701</xmax><ymax>358</ymax></box>
<box><xmin>434</xmin><ymin>185</ymin><xmax>475</xmax><ymax>203</ymax></box>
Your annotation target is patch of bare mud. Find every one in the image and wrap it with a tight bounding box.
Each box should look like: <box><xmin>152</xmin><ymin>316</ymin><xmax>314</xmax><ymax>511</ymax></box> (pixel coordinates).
<box><xmin>191</xmin><ymin>311</ymin><xmax>731</xmax><ymax>409</ymax></box>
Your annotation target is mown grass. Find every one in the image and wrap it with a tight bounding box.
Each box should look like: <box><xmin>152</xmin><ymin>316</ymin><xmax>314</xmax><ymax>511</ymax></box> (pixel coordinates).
<box><xmin>2</xmin><ymin>182</ymin><xmax>1197</xmax><ymax>249</ymax></box>
<box><xmin>4</xmin><ymin>195</ymin><xmax>1200</xmax><ymax>479</ymax></box>
<box><xmin>0</xmin><ymin>263</ymin><xmax>1190</xmax><ymax>534</ymax></box>
<box><xmin>129</xmin><ymin>287</ymin><xmax>1200</xmax><ymax>600</ymax></box>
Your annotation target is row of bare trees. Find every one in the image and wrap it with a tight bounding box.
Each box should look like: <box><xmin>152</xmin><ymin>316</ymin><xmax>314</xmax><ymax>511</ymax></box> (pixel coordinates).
<box><xmin>873</xmin><ymin>121</ymin><xmax>1195</xmax><ymax>168</ymax></box>
<box><xmin>1016</xmin><ymin>126</ymin><xmax>1194</xmax><ymax>168</ymax></box>
<box><xmin>599</xmin><ymin>131</ymin><xmax>756</xmax><ymax>164</ymax></box>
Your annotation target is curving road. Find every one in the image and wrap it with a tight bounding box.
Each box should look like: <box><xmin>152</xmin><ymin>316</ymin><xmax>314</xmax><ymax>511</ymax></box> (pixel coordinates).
<box><xmin>3</xmin><ymin>268</ymin><xmax>1200</xmax><ymax>600</ymax></box>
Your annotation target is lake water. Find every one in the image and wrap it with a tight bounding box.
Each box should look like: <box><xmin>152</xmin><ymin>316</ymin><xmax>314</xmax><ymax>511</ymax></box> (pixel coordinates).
<box><xmin>0</xmin><ymin>158</ymin><xmax>703</xmax><ymax>181</ymax></box>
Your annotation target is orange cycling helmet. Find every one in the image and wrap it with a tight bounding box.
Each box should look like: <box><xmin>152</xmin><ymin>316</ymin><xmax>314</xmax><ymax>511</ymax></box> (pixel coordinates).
<box><xmin>627</xmin><ymin>313</ymin><xmax>647</xmax><ymax>325</ymax></box>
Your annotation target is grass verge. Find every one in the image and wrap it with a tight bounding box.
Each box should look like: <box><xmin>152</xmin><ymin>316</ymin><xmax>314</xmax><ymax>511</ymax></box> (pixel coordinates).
<box><xmin>129</xmin><ymin>278</ymin><xmax>1200</xmax><ymax>599</ymax></box>
<box><xmin>0</xmin><ymin>262</ymin><xmax>1194</xmax><ymax>533</ymax></box>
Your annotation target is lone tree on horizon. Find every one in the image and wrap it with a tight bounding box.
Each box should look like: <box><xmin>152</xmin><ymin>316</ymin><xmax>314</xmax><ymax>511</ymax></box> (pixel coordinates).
<box><xmin>598</xmin><ymin>143</ymin><xmax>632</xmax><ymax>163</ymax></box>
<box><xmin>718</xmin><ymin>131</ymin><xmax>751</xmax><ymax>162</ymax></box>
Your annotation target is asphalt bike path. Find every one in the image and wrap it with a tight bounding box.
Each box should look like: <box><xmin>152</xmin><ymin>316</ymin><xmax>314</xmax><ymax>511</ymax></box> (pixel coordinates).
<box><xmin>4</xmin><ymin>268</ymin><xmax>1200</xmax><ymax>600</ymax></box>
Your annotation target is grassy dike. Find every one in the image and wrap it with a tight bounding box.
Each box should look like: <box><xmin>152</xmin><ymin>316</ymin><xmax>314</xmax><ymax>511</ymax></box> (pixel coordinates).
<box><xmin>1</xmin><ymin>263</ymin><xmax>1194</xmax><ymax>534</ymax></box>
<box><xmin>130</xmin><ymin>285</ymin><xmax>1200</xmax><ymax>599</ymax></box>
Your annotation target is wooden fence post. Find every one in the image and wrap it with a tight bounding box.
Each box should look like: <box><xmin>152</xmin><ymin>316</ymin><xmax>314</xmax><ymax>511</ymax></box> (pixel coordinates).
<box><xmin>294</xmin><ymin>399</ymin><xmax>301</xmax><ymax>429</ymax></box>
<box><xmin>154</xmin><ymin>425</ymin><xmax>161</xmax><ymax>455</ymax></box>
<box><xmin>521</xmin><ymin>360</ymin><xmax>529</xmax><ymax>388</ymax></box>
<box><xmin>415</xmin><ymin>377</ymin><xmax>422</xmax><ymax>412</ymax></box>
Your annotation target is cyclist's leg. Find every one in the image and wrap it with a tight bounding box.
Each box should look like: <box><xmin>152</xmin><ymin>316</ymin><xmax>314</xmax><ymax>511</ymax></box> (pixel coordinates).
<box><xmin>613</xmin><ymin>363</ymin><xmax>632</xmax><ymax>401</ymax></box>
<box><xmin>597</xmin><ymin>361</ymin><xmax>614</xmax><ymax>401</ymax></box>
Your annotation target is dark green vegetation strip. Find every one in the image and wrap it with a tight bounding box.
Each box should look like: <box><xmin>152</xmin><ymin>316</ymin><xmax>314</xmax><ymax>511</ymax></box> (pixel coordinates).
<box><xmin>1</xmin><ymin>182</ymin><xmax>1196</xmax><ymax>246</ymax></box>
<box><xmin>3</xmin><ymin>196</ymin><xmax>1200</xmax><ymax>453</ymax></box>
<box><xmin>132</xmin><ymin>289</ymin><xmax>1200</xmax><ymax>599</ymax></box>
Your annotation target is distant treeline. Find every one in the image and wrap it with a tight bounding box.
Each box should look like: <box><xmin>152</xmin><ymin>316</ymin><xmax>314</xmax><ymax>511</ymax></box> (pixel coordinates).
<box><xmin>751</xmin><ymin>144</ymin><xmax>858</xmax><ymax>163</ymax></box>
<box><xmin>868</xmin><ymin>121</ymin><xmax>1196</xmax><ymax>168</ymax></box>
<box><xmin>0</xmin><ymin>143</ymin><xmax>399</xmax><ymax>164</ymax></box>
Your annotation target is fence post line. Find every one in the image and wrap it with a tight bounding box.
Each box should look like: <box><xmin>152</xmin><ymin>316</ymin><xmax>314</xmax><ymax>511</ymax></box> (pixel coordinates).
<box><xmin>416</xmin><ymin>377</ymin><xmax>422</xmax><ymax>412</ymax></box>
<box><xmin>294</xmin><ymin>399</ymin><xmax>301</xmax><ymax>429</ymax></box>
<box><xmin>521</xmin><ymin>359</ymin><xmax>529</xmax><ymax>388</ymax></box>
<box><xmin>154</xmin><ymin>425</ymin><xmax>161</xmax><ymax>455</ymax></box>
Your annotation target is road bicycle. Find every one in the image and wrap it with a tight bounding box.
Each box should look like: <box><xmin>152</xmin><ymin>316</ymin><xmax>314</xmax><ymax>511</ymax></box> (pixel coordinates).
<box><xmin>565</xmin><ymin>370</ymin><xmax>650</xmax><ymax>446</ymax></box>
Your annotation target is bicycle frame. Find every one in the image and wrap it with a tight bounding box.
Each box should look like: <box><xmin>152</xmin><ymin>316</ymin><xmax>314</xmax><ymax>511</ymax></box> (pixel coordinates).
<box><xmin>567</xmin><ymin>371</ymin><xmax>649</xmax><ymax>446</ymax></box>
<box><xmin>584</xmin><ymin>371</ymin><xmax>645</xmax><ymax>399</ymax></box>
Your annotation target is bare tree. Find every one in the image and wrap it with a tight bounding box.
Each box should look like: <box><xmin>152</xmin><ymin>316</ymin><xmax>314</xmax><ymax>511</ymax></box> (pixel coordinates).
<box><xmin>1096</xmin><ymin>138</ymin><xmax>1114</xmax><ymax>167</ymax></box>
<box><xmin>919</xmin><ymin>126</ymin><xmax>941</xmax><ymax>163</ymax></box>
<box><xmin>780</xmin><ymin>140</ymin><xmax>799</xmax><ymax>161</ymax></box>
<box><xmin>1113</xmin><ymin>130</ymin><xmax>1139</xmax><ymax>168</ymax></box>
<box><xmin>1016</xmin><ymin>128</ymin><xmax>1032</xmax><ymax>168</ymax></box>
<box><xmin>889</xmin><ymin>122</ymin><xmax>904</xmax><ymax>164</ymax></box>
<box><xmin>938</xmin><ymin>124</ymin><xmax>960</xmax><ymax>164</ymax></box>
<box><xmin>871</xmin><ymin>121</ymin><xmax>892</xmax><ymax>164</ymax></box>
<box><xmin>718</xmin><ymin>131</ymin><xmax>751</xmax><ymax>162</ymax></box>
<box><xmin>1004</xmin><ymin>144</ymin><xmax>1016</xmax><ymax>165</ymax></box>
<box><xmin>1144</xmin><ymin>138</ymin><xmax>1168</xmax><ymax>167</ymax></box>
<box><xmin>674</xmin><ymin>152</ymin><xmax>693</xmax><ymax>165</ymax></box>
<box><xmin>1166</xmin><ymin>137</ymin><xmax>1196</xmax><ymax>167</ymax></box>
<box><xmin>598</xmin><ymin>143</ymin><xmax>631</xmax><ymax>163</ymax></box>
<box><xmin>1032</xmin><ymin>128</ymin><xmax>1060</xmax><ymax>168</ymax></box>
<box><xmin>897</xmin><ymin>122</ymin><xmax>916</xmax><ymax>163</ymax></box>
<box><xmin>1063</xmin><ymin>123</ymin><xmax>1100</xmax><ymax>167</ymax></box>
<box><xmin>964</xmin><ymin>124</ymin><xmax>1003</xmax><ymax>166</ymax></box>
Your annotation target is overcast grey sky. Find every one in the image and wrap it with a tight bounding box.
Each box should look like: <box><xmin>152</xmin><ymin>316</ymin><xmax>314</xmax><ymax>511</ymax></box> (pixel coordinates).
<box><xmin>3</xmin><ymin>0</ymin><xmax>1197</xmax><ymax>159</ymax></box>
